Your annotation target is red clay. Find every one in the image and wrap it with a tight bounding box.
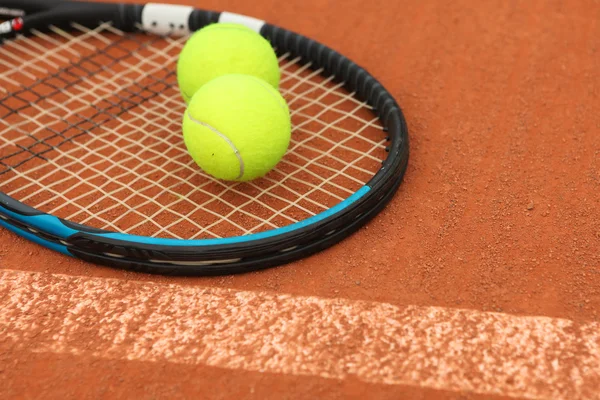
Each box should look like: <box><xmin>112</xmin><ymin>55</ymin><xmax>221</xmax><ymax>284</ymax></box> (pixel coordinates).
<box><xmin>1</xmin><ymin>0</ymin><xmax>599</xmax><ymax>398</ymax></box>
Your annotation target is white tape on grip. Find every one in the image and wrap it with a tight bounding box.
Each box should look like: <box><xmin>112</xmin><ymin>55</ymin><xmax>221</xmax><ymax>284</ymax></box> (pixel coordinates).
<box><xmin>142</xmin><ymin>4</ymin><xmax>194</xmax><ymax>36</ymax></box>
<box><xmin>0</xmin><ymin>21</ymin><xmax>11</xmax><ymax>35</ymax></box>
<box><xmin>219</xmin><ymin>12</ymin><xmax>265</xmax><ymax>33</ymax></box>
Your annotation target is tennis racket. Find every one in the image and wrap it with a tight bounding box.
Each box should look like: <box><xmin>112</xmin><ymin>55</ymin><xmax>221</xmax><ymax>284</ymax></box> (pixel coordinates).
<box><xmin>0</xmin><ymin>0</ymin><xmax>409</xmax><ymax>275</ymax></box>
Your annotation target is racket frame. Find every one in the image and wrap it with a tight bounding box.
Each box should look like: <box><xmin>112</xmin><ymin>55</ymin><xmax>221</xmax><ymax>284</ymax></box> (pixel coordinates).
<box><xmin>0</xmin><ymin>0</ymin><xmax>409</xmax><ymax>275</ymax></box>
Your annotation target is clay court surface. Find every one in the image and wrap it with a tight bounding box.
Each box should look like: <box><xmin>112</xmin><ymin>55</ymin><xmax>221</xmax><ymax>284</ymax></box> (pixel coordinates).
<box><xmin>1</xmin><ymin>0</ymin><xmax>600</xmax><ymax>398</ymax></box>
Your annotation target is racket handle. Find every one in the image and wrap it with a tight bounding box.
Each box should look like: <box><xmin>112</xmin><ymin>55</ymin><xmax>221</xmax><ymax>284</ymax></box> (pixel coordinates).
<box><xmin>1</xmin><ymin>1</ymin><xmax>224</xmax><ymax>39</ymax></box>
<box><xmin>0</xmin><ymin>1</ymin><xmax>61</xmax><ymax>15</ymax></box>
<box><xmin>0</xmin><ymin>1</ymin><xmax>141</xmax><ymax>40</ymax></box>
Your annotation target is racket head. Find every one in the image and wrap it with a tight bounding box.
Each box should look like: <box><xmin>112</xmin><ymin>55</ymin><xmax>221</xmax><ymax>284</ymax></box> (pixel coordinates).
<box><xmin>0</xmin><ymin>1</ymin><xmax>409</xmax><ymax>275</ymax></box>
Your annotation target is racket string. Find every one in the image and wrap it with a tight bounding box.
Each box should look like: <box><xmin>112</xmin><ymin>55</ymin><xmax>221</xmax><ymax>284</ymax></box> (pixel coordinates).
<box><xmin>0</xmin><ymin>23</ymin><xmax>386</xmax><ymax>239</ymax></box>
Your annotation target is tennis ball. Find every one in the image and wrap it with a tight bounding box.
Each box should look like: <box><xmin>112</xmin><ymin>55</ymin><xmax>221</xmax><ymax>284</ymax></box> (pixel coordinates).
<box><xmin>182</xmin><ymin>74</ymin><xmax>291</xmax><ymax>182</ymax></box>
<box><xmin>177</xmin><ymin>23</ymin><xmax>280</xmax><ymax>104</ymax></box>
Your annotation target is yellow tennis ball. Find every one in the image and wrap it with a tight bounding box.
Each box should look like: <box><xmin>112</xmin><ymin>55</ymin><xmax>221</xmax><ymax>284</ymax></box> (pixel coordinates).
<box><xmin>177</xmin><ymin>23</ymin><xmax>280</xmax><ymax>104</ymax></box>
<box><xmin>183</xmin><ymin>74</ymin><xmax>291</xmax><ymax>182</ymax></box>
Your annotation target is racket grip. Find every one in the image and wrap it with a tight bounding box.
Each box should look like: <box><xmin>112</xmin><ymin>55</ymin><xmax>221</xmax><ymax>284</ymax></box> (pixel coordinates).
<box><xmin>0</xmin><ymin>1</ymin><xmax>54</xmax><ymax>15</ymax></box>
<box><xmin>0</xmin><ymin>1</ymin><xmax>142</xmax><ymax>40</ymax></box>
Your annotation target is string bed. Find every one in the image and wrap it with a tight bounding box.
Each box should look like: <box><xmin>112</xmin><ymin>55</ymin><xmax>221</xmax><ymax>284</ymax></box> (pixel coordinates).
<box><xmin>0</xmin><ymin>23</ymin><xmax>386</xmax><ymax>240</ymax></box>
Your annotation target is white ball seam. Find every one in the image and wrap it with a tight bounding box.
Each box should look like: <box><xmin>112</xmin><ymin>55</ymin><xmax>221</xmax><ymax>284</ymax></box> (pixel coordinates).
<box><xmin>186</xmin><ymin>110</ymin><xmax>245</xmax><ymax>180</ymax></box>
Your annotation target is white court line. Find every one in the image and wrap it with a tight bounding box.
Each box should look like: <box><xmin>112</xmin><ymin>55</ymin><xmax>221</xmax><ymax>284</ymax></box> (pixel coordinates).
<box><xmin>0</xmin><ymin>269</ymin><xmax>598</xmax><ymax>399</ymax></box>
